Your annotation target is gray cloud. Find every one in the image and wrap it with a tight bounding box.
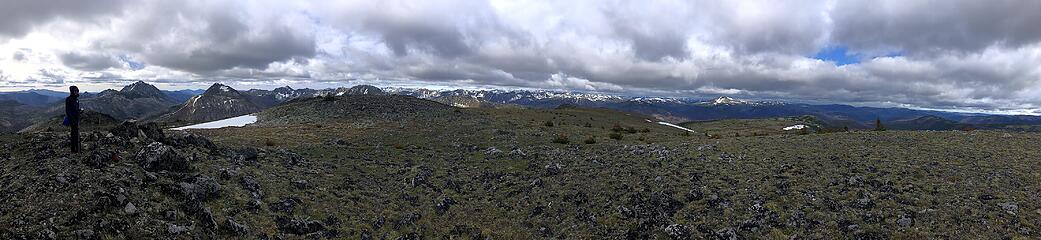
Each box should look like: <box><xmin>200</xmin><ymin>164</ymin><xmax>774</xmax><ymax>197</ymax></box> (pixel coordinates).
<box><xmin>59</xmin><ymin>52</ymin><xmax>121</xmax><ymax>71</ymax></box>
<box><xmin>327</xmin><ymin>1</ymin><xmax>523</xmax><ymax>58</ymax></box>
<box><xmin>0</xmin><ymin>0</ymin><xmax>127</xmax><ymax>38</ymax></box>
<box><xmin>832</xmin><ymin>0</ymin><xmax>1041</xmax><ymax>54</ymax></box>
<box><xmin>698</xmin><ymin>0</ymin><xmax>830</xmax><ymax>54</ymax></box>
<box><xmin>90</xmin><ymin>0</ymin><xmax>316</xmax><ymax>73</ymax></box>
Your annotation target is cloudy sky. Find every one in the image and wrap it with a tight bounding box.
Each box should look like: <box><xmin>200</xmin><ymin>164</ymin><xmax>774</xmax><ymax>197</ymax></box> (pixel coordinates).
<box><xmin>1</xmin><ymin>0</ymin><xmax>1040</xmax><ymax>113</ymax></box>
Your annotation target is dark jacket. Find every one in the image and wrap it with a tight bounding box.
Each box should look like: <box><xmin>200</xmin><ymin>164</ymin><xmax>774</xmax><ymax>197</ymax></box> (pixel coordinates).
<box><xmin>65</xmin><ymin>95</ymin><xmax>80</xmax><ymax>123</ymax></box>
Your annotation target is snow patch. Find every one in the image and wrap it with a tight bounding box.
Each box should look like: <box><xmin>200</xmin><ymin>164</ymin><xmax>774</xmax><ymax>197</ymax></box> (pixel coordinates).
<box><xmin>783</xmin><ymin>124</ymin><xmax>808</xmax><ymax>131</ymax></box>
<box><xmin>171</xmin><ymin>114</ymin><xmax>257</xmax><ymax>130</ymax></box>
<box><xmin>657</xmin><ymin>122</ymin><xmax>696</xmax><ymax>133</ymax></box>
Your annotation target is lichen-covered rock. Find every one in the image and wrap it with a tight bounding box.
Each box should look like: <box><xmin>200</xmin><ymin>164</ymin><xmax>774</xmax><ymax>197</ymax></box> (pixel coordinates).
<box><xmin>136</xmin><ymin>142</ymin><xmax>191</xmax><ymax>172</ymax></box>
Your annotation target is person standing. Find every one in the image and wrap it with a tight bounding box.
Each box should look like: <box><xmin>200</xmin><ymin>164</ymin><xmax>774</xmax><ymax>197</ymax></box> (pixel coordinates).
<box><xmin>66</xmin><ymin>86</ymin><xmax>81</xmax><ymax>153</ymax></box>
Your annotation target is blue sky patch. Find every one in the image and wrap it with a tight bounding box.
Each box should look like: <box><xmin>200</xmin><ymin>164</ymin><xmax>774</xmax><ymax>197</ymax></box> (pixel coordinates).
<box><xmin>119</xmin><ymin>55</ymin><xmax>146</xmax><ymax>70</ymax></box>
<box><xmin>813</xmin><ymin>45</ymin><xmax>861</xmax><ymax>66</ymax></box>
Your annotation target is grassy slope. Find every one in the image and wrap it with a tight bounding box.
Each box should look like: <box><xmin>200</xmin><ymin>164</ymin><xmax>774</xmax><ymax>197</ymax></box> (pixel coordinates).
<box><xmin>190</xmin><ymin>107</ymin><xmax>1040</xmax><ymax>238</ymax></box>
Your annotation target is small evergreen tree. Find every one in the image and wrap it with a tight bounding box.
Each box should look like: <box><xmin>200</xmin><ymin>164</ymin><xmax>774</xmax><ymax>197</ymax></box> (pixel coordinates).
<box><xmin>874</xmin><ymin>118</ymin><xmax>886</xmax><ymax>131</ymax></box>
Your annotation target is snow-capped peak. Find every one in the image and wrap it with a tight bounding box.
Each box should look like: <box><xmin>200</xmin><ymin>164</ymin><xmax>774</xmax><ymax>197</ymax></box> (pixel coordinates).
<box><xmin>711</xmin><ymin>96</ymin><xmax>746</xmax><ymax>105</ymax></box>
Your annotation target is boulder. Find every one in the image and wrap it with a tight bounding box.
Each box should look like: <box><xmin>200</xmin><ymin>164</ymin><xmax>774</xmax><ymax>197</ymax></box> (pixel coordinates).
<box><xmin>292</xmin><ymin>180</ymin><xmax>310</xmax><ymax>189</ymax></box>
<box><xmin>178</xmin><ymin>176</ymin><xmax>222</xmax><ymax>201</ymax></box>
<box><xmin>240</xmin><ymin>175</ymin><xmax>264</xmax><ymax>198</ymax></box>
<box><xmin>81</xmin><ymin>148</ymin><xmax>119</xmax><ymax>168</ymax></box>
<box><xmin>124</xmin><ymin>203</ymin><xmax>138</xmax><ymax>215</ymax></box>
<box><xmin>234</xmin><ymin>147</ymin><xmax>259</xmax><ymax>162</ymax></box>
<box><xmin>269</xmin><ymin>197</ymin><xmax>301</xmax><ymax>213</ymax></box>
<box><xmin>544</xmin><ymin>163</ymin><xmax>563</xmax><ymax>176</ymax></box>
<box><xmin>896</xmin><ymin>216</ymin><xmax>913</xmax><ymax>227</ymax></box>
<box><xmin>167</xmin><ymin>224</ymin><xmax>189</xmax><ymax>235</ymax></box>
<box><xmin>224</xmin><ymin>219</ymin><xmax>250</xmax><ymax>236</ymax></box>
<box><xmin>136</xmin><ymin>142</ymin><xmax>191</xmax><ymax>172</ymax></box>
<box><xmin>274</xmin><ymin>216</ymin><xmax>326</xmax><ymax>235</ymax></box>
<box><xmin>435</xmin><ymin>197</ymin><xmax>456</xmax><ymax>215</ymax></box>
<box><xmin>219</xmin><ymin>168</ymin><xmax>238</xmax><ymax>180</ymax></box>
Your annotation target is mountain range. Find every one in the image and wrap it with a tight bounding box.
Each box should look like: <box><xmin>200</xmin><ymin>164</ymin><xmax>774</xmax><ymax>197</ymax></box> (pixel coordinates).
<box><xmin>3</xmin><ymin>81</ymin><xmax>1041</xmax><ymax>133</ymax></box>
<box><xmin>0</xmin><ymin>89</ymin><xmax>67</xmax><ymax>106</ymax></box>
<box><xmin>385</xmin><ymin>89</ymin><xmax>1041</xmax><ymax>129</ymax></box>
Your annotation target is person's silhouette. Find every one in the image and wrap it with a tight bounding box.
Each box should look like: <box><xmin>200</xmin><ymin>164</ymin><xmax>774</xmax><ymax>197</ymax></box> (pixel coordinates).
<box><xmin>66</xmin><ymin>86</ymin><xmax>81</xmax><ymax>153</ymax></box>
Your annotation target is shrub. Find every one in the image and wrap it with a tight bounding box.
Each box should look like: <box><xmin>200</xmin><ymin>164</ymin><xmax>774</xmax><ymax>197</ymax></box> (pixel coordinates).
<box><xmin>609</xmin><ymin>132</ymin><xmax>623</xmax><ymax>140</ymax></box>
<box><xmin>583</xmin><ymin>136</ymin><xmax>596</xmax><ymax>144</ymax></box>
<box><xmin>544</xmin><ymin>121</ymin><xmax>555</xmax><ymax>127</ymax></box>
<box><xmin>552</xmin><ymin>134</ymin><xmax>570</xmax><ymax>144</ymax></box>
<box><xmin>583</xmin><ymin>122</ymin><xmax>593</xmax><ymax>128</ymax></box>
<box><xmin>640</xmin><ymin>128</ymin><xmax>651</xmax><ymax>133</ymax></box>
